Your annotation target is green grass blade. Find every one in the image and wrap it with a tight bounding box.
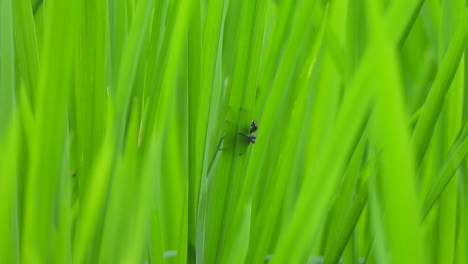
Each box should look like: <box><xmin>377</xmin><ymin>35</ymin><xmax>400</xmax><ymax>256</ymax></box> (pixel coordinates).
<box><xmin>255</xmin><ymin>0</ymin><xmax>296</xmax><ymax>114</ymax></box>
<box><xmin>108</xmin><ymin>0</ymin><xmax>129</xmax><ymax>92</ymax></box>
<box><xmin>271</xmin><ymin>52</ymin><xmax>371</xmax><ymax>264</ymax></box>
<box><xmin>12</xmin><ymin>0</ymin><xmax>40</xmax><ymax>107</ymax></box>
<box><xmin>113</xmin><ymin>0</ymin><xmax>154</xmax><ymax>152</ymax></box>
<box><xmin>246</xmin><ymin>5</ymin><xmax>327</xmax><ymax>262</ymax></box>
<box><xmin>323</xmin><ymin>138</ymin><xmax>368</xmax><ymax>264</ymax></box>
<box><xmin>0</xmin><ymin>120</ymin><xmax>19</xmax><ymax>263</ymax></box>
<box><xmin>368</xmin><ymin>24</ymin><xmax>425</xmax><ymax>264</ymax></box>
<box><xmin>98</xmin><ymin>103</ymin><xmax>141</xmax><ymax>264</ymax></box>
<box><xmin>411</xmin><ymin>7</ymin><xmax>468</xmax><ymax>166</ymax></box>
<box><xmin>6</xmin><ymin>0</ymin><xmax>468</xmax><ymax>263</ymax></box>
<box><xmin>73</xmin><ymin>0</ymin><xmax>108</xmax><ymax>187</ymax></box>
<box><xmin>200</xmin><ymin>0</ymin><xmax>262</xmax><ymax>261</ymax></box>
<box><xmin>21</xmin><ymin>0</ymin><xmax>78</xmax><ymax>261</ymax></box>
<box><xmin>0</xmin><ymin>0</ymin><xmax>15</xmax><ymax>137</ymax></box>
<box><xmin>216</xmin><ymin>0</ymin><xmax>269</xmax><ymax>261</ymax></box>
<box><xmin>436</xmin><ymin>1</ymin><xmax>465</xmax><ymax>263</ymax></box>
<box><xmin>422</xmin><ymin>118</ymin><xmax>468</xmax><ymax>219</ymax></box>
<box><xmin>187</xmin><ymin>0</ymin><xmax>202</xmax><ymax>249</ymax></box>
<box><xmin>73</xmin><ymin>134</ymin><xmax>114</xmax><ymax>263</ymax></box>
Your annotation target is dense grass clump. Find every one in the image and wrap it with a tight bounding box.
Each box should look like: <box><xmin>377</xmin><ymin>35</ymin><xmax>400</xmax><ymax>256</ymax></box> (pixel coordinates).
<box><xmin>1</xmin><ymin>0</ymin><xmax>468</xmax><ymax>263</ymax></box>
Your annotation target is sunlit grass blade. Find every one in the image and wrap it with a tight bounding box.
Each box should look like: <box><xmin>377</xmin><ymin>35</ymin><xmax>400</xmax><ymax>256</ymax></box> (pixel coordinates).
<box><xmin>108</xmin><ymin>0</ymin><xmax>129</xmax><ymax>92</ymax></box>
<box><xmin>422</xmin><ymin>118</ymin><xmax>468</xmax><ymax>219</ymax></box>
<box><xmin>0</xmin><ymin>120</ymin><xmax>19</xmax><ymax>263</ymax></box>
<box><xmin>200</xmin><ymin>0</ymin><xmax>259</xmax><ymax>260</ymax></box>
<box><xmin>271</xmin><ymin>52</ymin><xmax>372</xmax><ymax>264</ymax></box>
<box><xmin>12</xmin><ymin>0</ymin><xmax>39</xmax><ymax>107</ymax></box>
<box><xmin>187</xmin><ymin>0</ymin><xmax>202</xmax><ymax>250</ymax></box>
<box><xmin>113</xmin><ymin>0</ymin><xmax>154</xmax><ymax>152</ymax></box>
<box><xmin>247</xmin><ymin>0</ymin><xmax>323</xmax><ymax>230</ymax></box>
<box><xmin>5</xmin><ymin>0</ymin><xmax>468</xmax><ymax>263</ymax></box>
<box><xmin>215</xmin><ymin>0</ymin><xmax>269</xmax><ymax>260</ymax></box>
<box><xmin>98</xmin><ymin>102</ymin><xmax>147</xmax><ymax>263</ymax></box>
<box><xmin>367</xmin><ymin>16</ymin><xmax>425</xmax><ymax>264</ymax></box>
<box><xmin>436</xmin><ymin>1</ymin><xmax>465</xmax><ymax>263</ymax></box>
<box><xmin>73</xmin><ymin>0</ymin><xmax>108</xmax><ymax>186</ymax></box>
<box><xmin>323</xmin><ymin>138</ymin><xmax>368</xmax><ymax>264</ymax></box>
<box><xmin>21</xmin><ymin>0</ymin><xmax>78</xmax><ymax>261</ymax></box>
<box><xmin>98</xmin><ymin>158</ymin><xmax>138</xmax><ymax>263</ymax></box>
<box><xmin>255</xmin><ymin>0</ymin><xmax>296</xmax><ymax>114</ymax></box>
<box><xmin>194</xmin><ymin>2</ymin><xmax>229</xmax><ymax>259</ymax></box>
<box><xmin>141</xmin><ymin>0</ymin><xmax>194</xmax><ymax>260</ymax></box>
<box><xmin>0</xmin><ymin>0</ymin><xmax>15</xmax><ymax>137</ymax></box>
<box><xmin>73</xmin><ymin>133</ymin><xmax>114</xmax><ymax>263</ymax></box>
<box><xmin>246</xmin><ymin>5</ymin><xmax>327</xmax><ymax>262</ymax></box>
<box><xmin>411</xmin><ymin>7</ymin><xmax>468</xmax><ymax>166</ymax></box>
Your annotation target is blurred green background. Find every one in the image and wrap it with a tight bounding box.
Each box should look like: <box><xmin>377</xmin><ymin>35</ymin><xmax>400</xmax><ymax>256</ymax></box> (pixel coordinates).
<box><xmin>0</xmin><ymin>0</ymin><xmax>468</xmax><ymax>263</ymax></box>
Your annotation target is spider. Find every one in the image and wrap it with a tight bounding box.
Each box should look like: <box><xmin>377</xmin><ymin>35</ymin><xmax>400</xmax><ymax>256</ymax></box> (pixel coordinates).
<box><xmin>250</xmin><ymin>120</ymin><xmax>258</xmax><ymax>133</ymax></box>
<box><xmin>238</xmin><ymin>133</ymin><xmax>256</xmax><ymax>144</ymax></box>
<box><xmin>239</xmin><ymin>120</ymin><xmax>258</xmax><ymax>144</ymax></box>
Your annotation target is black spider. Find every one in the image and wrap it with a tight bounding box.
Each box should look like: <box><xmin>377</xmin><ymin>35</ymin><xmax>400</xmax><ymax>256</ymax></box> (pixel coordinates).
<box><xmin>250</xmin><ymin>121</ymin><xmax>258</xmax><ymax>133</ymax></box>
<box><xmin>238</xmin><ymin>133</ymin><xmax>256</xmax><ymax>144</ymax></box>
<box><xmin>239</xmin><ymin>120</ymin><xmax>258</xmax><ymax>144</ymax></box>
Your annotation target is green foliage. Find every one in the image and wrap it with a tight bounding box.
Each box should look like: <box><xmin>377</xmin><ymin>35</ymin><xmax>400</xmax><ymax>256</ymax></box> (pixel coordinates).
<box><xmin>1</xmin><ymin>0</ymin><xmax>467</xmax><ymax>263</ymax></box>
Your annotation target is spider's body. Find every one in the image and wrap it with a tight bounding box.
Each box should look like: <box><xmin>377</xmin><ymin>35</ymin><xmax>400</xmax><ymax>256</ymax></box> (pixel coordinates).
<box><xmin>250</xmin><ymin>121</ymin><xmax>258</xmax><ymax>133</ymax></box>
<box><xmin>238</xmin><ymin>133</ymin><xmax>256</xmax><ymax>144</ymax></box>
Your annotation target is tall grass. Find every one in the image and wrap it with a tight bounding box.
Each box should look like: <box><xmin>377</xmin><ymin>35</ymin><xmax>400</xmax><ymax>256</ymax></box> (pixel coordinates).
<box><xmin>1</xmin><ymin>0</ymin><xmax>467</xmax><ymax>263</ymax></box>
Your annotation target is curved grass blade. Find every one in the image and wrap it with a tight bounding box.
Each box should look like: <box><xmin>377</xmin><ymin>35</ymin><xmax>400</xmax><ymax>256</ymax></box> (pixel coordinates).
<box><xmin>280</xmin><ymin>2</ymin><xmax>461</xmax><ymax>262</ymax></box>
<box><xmin>323</xmin><ymin>136</ymin><xmax>368</xmax><ymax>264</ymax></box>
<box><xmin>435</xmin><ymin>1</ymin><xmax>465</xmax><ymax>263</ymax></box>
<box><xmin>411</xmin><ymin>7</ymin><xmax>468</xmax><ymax>166</ymax></box>
<box><xmin>422</xmin><ymin>118</ymin><xmax>468</xmax><ymax>220</ymax></box>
